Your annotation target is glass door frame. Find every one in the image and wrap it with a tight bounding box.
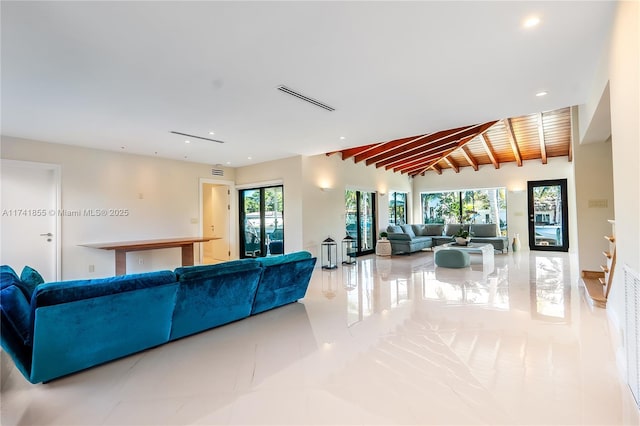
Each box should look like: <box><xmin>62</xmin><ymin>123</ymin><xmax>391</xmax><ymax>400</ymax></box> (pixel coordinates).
<box><xmin>527</xmin><ymin>179</ymin><xmax>569</xmax><ymax>252</ymax></box>
<box><xmin>345</xmin><ymin>189</ymin><xmax>376</xmax><ymax>257</ymax></box>
<box><xmin>239</xmin><ymin>185</ymin><xmax>284</xmax><ymax>258</ymax></box>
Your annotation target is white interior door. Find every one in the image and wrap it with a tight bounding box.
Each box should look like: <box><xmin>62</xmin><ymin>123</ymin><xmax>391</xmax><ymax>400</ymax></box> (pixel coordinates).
<box><xmin>1</xmin><ymin>160</ymin><xmax>61</xmax><ymax>281</ymax></box>
<box><xmin>201</xmin><ymin>181</ymin><xmax>231</xmax><ymax>263</ymax></box>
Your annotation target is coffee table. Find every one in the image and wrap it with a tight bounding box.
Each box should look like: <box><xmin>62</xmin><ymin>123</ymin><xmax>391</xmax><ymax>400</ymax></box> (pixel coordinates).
<box><xmin>433</xmin><ymin>242</ymin><xmax>494</xmax><ymax>269</ymax></box>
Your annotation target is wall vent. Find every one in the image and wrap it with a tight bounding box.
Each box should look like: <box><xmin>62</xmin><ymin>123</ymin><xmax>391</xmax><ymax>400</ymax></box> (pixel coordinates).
<box><xmin>625</xmin><ymin>264</ymin><xmax>640</xmax><ymax>409</ymax></box>
<box><xmin>276</xmin><ymin>85</ymin><xmax>335</xmax><ymax>112</ymax></box>
<box><xmin>211</xmin><ymin>168</ymin><xmax>224</xmax><ymax>176</ymax></box>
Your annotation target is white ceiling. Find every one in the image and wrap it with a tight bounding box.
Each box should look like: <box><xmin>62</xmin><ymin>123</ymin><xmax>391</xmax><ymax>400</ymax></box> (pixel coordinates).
<box><xmin>1</xmin><ymin>1</ymin><xmax>615</xmax><ymax>168</ymax></box>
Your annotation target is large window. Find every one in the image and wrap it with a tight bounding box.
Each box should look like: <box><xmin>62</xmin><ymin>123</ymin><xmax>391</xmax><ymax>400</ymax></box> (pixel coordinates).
<box><xmin>421</xmin><ymin>187</ymin><xmax>507</xmax><ymax>235</ymax></box>
<box><xmin>388</xmin><ymin>192</ymin><xmax>407</xmax><ymax>225</ymax></box>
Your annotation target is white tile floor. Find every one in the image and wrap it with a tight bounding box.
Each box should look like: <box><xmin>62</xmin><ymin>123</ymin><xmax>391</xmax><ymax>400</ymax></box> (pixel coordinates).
<box><xmin>2</xmin><ymin>250</ymin><xmax>639</xmax><ymax>425</ymax></box>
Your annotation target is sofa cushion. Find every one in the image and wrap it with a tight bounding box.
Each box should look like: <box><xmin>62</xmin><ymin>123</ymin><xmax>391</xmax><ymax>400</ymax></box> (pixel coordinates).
<box><xmin>387</xmin><ymin>225</ymin><xmax>403</xmax><ymax>234</ymax></box>
<box><xmin>411</xmin><ymin>223</ymin><xmax>427</xmax><ymax>237</ymax></box>
<box><xmin>470</xmin><ymin>224</ymin><xmax>498</xmax><ymax>237</ymax></box>
<box><xmin>424</xmin><ymin>224</ymin><xmax>444</xmax><ymax>236</ymax></box>
<box><xmin>2</xmin><ymin>265</ymin><xmax>39</xmax><ymax>300</ymax></box>
<box><xmin>32</xmin><ymin>270</ymin><xmax>177</xmax><ymax>308</ymax></box>
<box><xmin>256</xmin><ymin>251</ymin><xmax>311</xmax><ymax>267</ymax></box>
<box><xmin>1</xmin><ymin>265</ymin><xmax>21</xmax><ymax>290</ymax></box>
<box><xmin>386</xmin><ymin>233</ymin><xmax>412</xmax><ymax>241</ymax></box>
<box><xmin>0</xmin><ymin>284</ymin><xmax>32</xmax><ymax>345</ymax></box>
<box><xmin>175</xmin><ymin>259</ymin><xmax>259</xmax><ymax>280</ymax></box>
<box><xmin>20</xmin><ymin>266</ymin><xmax>45</xmax><ymax>298</ymax></box>
<box><xmin>400</xmin><ymin>224</ymin><xmax>416</xmax><ymax>238</ymax></box>
<box><xmin>444</xmin><ymin>224</ymin><xmax>468</xmax><ymax>236</ymax></box>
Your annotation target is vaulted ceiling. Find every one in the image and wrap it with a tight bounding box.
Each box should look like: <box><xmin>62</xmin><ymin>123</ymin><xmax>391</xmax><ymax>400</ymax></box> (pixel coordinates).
<box><xmin>328</xmin><ymin>107</ymin><xmax>572</xmax><ymax>177</ymax></box>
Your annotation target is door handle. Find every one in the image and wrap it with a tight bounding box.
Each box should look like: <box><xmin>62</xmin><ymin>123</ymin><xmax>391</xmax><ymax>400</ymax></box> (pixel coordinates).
<box><xmin>40</xmin><ymin>232</ymin><xmax>53</xmax><ymax>237</ymax></box>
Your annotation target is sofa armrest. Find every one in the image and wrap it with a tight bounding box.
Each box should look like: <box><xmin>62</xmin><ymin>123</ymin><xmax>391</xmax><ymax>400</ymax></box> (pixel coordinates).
<box><xmin>387</xmin><ymin>233</ymin><xmax>411</xmax><ymax>241</ymax></box>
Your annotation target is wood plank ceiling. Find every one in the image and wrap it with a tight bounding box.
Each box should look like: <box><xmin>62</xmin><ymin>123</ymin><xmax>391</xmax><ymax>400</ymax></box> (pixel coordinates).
<box><xmin>328</xmin><ymin>107</ymin><xmax>572</xmax><ymax>176</ymax></box>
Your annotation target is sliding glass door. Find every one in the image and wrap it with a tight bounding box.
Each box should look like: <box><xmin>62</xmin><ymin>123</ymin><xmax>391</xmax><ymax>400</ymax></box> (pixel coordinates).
<box><xmin>345</xmin><ymin>190</ymin><xmax>376</xmax><ymax>256</ymax></box>
<box><xmin>528</xmin><ymin>179</ymin><xmax>568</xmax><ymax>252</ymax></box>
<box><xmin>239</xmin><ymin>185</ymin><xmax>284</xmax><ymax>258</ymax></box>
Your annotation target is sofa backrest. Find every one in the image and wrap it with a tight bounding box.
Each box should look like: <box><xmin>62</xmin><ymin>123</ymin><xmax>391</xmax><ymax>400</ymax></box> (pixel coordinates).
<box><xmin>469</xmin><ymin>223</ymin><xmax>499</xmax><ymax>237</ymax></box>
<box><xmin>415</xmin><ymin>224</ymin><xmax>445</xmax><ymax>236</ymax></box>
<box><xmin>252</xmin><ymin>251</ymin><xmax>316</xmax><ymax>315</ymax></box>
<box><xmin>170</xmin><ymin>259</ymin><xmax>262</xmax><ymax>340</ymax></box>
<box><xmin>29</xmin><ymin>270</ymin><xmax>179</xmax><ymax>383</ymax></box>
<box><xmin>444</xmin><ymin>223</ymin><xmax>469</xmax><ymax>236</ymax></box>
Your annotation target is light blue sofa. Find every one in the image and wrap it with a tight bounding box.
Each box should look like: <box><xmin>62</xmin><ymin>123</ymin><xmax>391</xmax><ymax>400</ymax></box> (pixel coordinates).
<box><xmin>386</xmin><ymin>224</ymin><xmax>444</xmax><ymax>254</ymax></box>
<box><xmin>386</xmin><ymin>223</ymin><xmax>509</xmax><ymax>254</ymax></box>
<box><xmin>0</xmin><ymin>252</ymin><xmax>316</xmax><ymax>384</ymax></box>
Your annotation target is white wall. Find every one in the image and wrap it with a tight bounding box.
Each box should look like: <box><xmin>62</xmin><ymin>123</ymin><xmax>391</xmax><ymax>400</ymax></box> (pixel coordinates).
<box><xmin>607</xmin><ymin>0</ymin><xmax>640</xmax><ymax>347</ymax></box>
<box><xmin>235</xmin><ymin>153</ymin><xmax>411</xmax><ymax>260</ymax></box>
<box><xmin>412</xmin><ymin>157</ymin><xmax>577</xmax><ymax>252</ymax></box>
<box><xmin>1</xmin><ymin>136</ymin><xmax>234</xmax><ymax>279</ymax></box>
<box><xmin>300</xmin><ymin>154</ymin><xmax>412</xmax><ymax>258</ymax></box>
<box><xmin>572</xmin><ymin>105</ymin><xmax>615</xmax><ymax>272</ymax></box>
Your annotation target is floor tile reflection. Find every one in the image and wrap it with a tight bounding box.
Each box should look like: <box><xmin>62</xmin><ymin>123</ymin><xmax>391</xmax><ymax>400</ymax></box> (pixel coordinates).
<box><xmin>1</xmin><ymin>251</ymin><xmax>638</xmax><ymax>425</ymax></box>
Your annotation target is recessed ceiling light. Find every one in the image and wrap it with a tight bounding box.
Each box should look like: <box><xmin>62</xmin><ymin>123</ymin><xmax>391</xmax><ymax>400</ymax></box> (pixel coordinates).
<box><xmin>184</xmin><ymin>140</ymin><xmax>191</xmax><ymax>144</ymax></box>
<box><xmin>208</xmin><ymin>131</ymin><xmax>215</xmax><ymax>135</ymax></box>
<box><xmin>247</xmin><ymin>156</ymin><xmax>252</xmax><ymax>160</ymax></box>
<box><xmin>535</xmin><ymin>91</ymin><xmax>548</xmax><ymax>97</ymax></box>
<box><xmin>524</xmin><ymin>16</ymin><xmax>541</xmax><ymax>28</ymax></box>
<box><xmin>339</xmin><ymin>136</ymin><xmax>346</xmax><ymax>140</ymax></box>
<box><xmin>226</xmin><ymin>161</ymin><xmax>231</xmax><ymax>165</ymax></box>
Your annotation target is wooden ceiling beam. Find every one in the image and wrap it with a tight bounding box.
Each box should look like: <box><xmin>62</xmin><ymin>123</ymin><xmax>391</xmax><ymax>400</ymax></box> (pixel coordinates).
<box><xmin>329</xmin><ymin>143</ymin><xmax>381</xmax><ymax>160</ymax></box>
<box><xmin>460</xmin><ymin>145</ymin><xmax>479</xmax><ymax>171</ymax></box>
<box><xmin>504</xmin><ymin>118</ymin><xmax>523</xmax><ymax>166</ymax></box>
<box><xmin>354</xmin><ymin>133</ymin><xmax>432</xmax><ymax>163</ymax></box>
<box><xmin>481</xmin><ymin>133</ymin><xmax>500</xmax><ymax>169</ymax></box>
<box><xmin>393</xmin><ymin>153</ymin><xmax>446</xmax><ymax>174</ymax></box>
<box><xmin>363</xmin><ymin>123</ymin><xmax>485</xmax><ymax>166</ymax></box>
<box><xmin>537</xmin><ymin>113</ymin><xmax>548</xmax><ymax>164</ymax></box>
<box><xmin>410</xmin><ymin>120</ymin><xmax>498</xmax><ymax>176</ymax></box>
<box><xmin>443</xmin><ymin>156</ymin><xmax>459</xmax><ymax>173</ymax></box>
<box><xmin>379</xmin><ymin>140</ymin><xmax>459</xmax><ymax>169</ymax></box>
<box><xmin>374</xmin><ymin>140</ymin><xmax>459</xmax><ymax>168</ymax></box>
<box><xmin>431</xmin><ymin>164</ymin><xmax>442</xmax><ymax>175</ymax></box>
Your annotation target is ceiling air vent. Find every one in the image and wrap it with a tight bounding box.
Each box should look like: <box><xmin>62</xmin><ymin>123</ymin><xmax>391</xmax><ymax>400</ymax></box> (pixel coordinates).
<box><xmin>169</xmin><ymin>131</ymin><xmax>224</xmax><ymax>143</ymax></box>
<box><xmin>276</xmin><ymin>85</ymin><xmax>335</xmax><ymax>111</ymax></box>
<box><xmin>211</xmin><ymin>168</ymin><xmax>224</xmax><ymax>176</ymax></box>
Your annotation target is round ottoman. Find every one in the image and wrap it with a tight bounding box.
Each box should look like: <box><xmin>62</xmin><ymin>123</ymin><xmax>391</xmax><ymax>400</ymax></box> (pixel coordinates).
<box><xmin>434</xmin><ymin>249</ymin><xmax>470</xmax><ymax>268</ymax></box>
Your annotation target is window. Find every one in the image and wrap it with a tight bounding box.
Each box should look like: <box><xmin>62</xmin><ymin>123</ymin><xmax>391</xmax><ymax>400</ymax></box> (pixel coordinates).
<box><xmin>421</xmin><ymin>187</ymin><xmax>507</xmax><ymax>235</ymax></box>
<box><xmin>388</xmin><ymin>192</ymin><xmax>407</xmax><ymax>225</ymax></box>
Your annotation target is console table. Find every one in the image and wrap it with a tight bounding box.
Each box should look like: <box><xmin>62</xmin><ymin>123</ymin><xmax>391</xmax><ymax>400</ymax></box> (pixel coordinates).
<box><xmin>81</xmin><ymin>237</ymin><xmax>219</xmax><ymax>275</ymax></box>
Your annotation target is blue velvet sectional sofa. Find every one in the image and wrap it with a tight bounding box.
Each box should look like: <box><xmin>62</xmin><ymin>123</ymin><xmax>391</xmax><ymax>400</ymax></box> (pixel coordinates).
<box><xmin>0</xmin><ymin>251</ymin><xmax>316</xmax><ymax>384</ymax></box>
<box><xmin>386</xmin><ymin>223</ymin><xmax>509</xmax><ymax>254</ymax></box>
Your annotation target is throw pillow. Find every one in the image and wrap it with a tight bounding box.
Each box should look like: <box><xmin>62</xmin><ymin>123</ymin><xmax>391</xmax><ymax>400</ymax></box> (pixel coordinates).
<box><xmin>0</xmin><ymin>285</ymin><xmax>32</xmax><ymax>345</ymax></box>
<box><xmin>1</xmin><ymin>265</ymin><xmax>20</xmax><ymax>290</ymax></box>
<box><xmin>20</xmin><ymin>265</ymin><xmax>45</xmax><ymax>298</ymax></box>
<box><xmin>387</xmin><ymin>225</ymin><xmax>403</xmax><ymax>234</ymax></box>
<box><xmin>400</xmin><ymin>224</ymin><xmax>416</xmax><ymax>238</ymax></box>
